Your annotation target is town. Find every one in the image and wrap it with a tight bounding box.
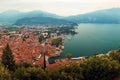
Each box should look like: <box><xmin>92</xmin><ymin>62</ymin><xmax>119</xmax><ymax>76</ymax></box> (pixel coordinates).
<box><xmin>0</xmin><ymin>25</ymin><xmax>79</xmax><ymax>68</ymax></box>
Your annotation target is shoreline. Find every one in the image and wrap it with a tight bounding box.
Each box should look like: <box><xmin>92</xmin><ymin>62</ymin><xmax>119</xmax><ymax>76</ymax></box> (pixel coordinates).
<box><xmin>47</xmin><ymin>47</ymin><xmax>120</xmax><ymax>65</ymax></box>
<box><xmin>47</xmin><ymin>46</ymin><xmax>64</xmax><ymax>64</ymax></box>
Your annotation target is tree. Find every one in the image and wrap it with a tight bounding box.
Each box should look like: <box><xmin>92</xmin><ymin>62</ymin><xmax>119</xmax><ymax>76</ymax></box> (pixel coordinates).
<box><xmin>38</xmin><ymin>34</ymin><xmax>45</xmax><ymax>43</ymax></box>
<box><xmin>1</xmin><ymin>44</ymin><xmax>16</xmax><ymax>71</ymax></box>
<box><xmin>59</xmin><ymin>63</ymin><xmax>83</xmax><ymax>80</ymax></box>
<box><xmin>0</xmin><ymin>64</ymin><xmax>11</xmax><ymax>80</ymax></box>
<box><xmin>46</xmin><ymin>68</ymin><xmax>61</xmax><ymax>80</ymax></box>
<box><xmin>80</xmin><ymin>57</ymin><xmax>120</xmax><ymax>80</ymax></box>
<box><xmin>15</xmin><ymin>67</ymin><xmax>47</xmax><ymax>80</ymax></box>
<box><xmin>65</xmin><ymin>53</ymin><xmax>73</xmax><ymax>59</ymax></box>
<box><xmin>43</xmin><ymin>50</ymin><xmax>46</xmax><ymax>70</ymax></box>
<box><xmin>109</xmin><ymin>50</ymin><xmax>120</xmax><ymax>63</ymax></box>
<box><xmin>0</xmin><ymin>34</ymin><xmax>1</xmax><ymax>39</ymax></box>
<box><xmin>52</xmin><ymin>37</ymin><xmax>62</xmax><ymax>47</ymax></box>
<box><xmin>22</xmin><ymin>38</ymin><xmax>26</xmax><ymax>42</ymax></box>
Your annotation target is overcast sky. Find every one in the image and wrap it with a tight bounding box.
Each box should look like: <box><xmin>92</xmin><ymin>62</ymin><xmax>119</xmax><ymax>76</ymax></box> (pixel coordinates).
<box><xmin>0</xmin><ymin>0</ymin><xmax>120</xmax><ymax>16</ymax></box>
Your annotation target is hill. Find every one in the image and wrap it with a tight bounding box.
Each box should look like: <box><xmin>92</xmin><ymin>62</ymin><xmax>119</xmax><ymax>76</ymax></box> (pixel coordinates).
<box><xmin>14</xmin><ymin>17</ymin><xmax>77</xmax><ymax>27</ymax></box>
<box><xmin>0</xmin><ymin>8</ymin><xmax>120</xmax><ymax>25</ymax></box>
<box><xmin>0</xmin><ymin>10</ymin><xmax>61</xmax><ymax>24</ymax></box>
<box><xmin>64</xmin><ymin>8</ymin><xmax>120</xmax><ymax>24</ymax></box>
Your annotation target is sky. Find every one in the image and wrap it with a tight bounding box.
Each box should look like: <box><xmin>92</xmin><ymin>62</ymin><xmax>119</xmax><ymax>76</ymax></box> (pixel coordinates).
<box><xmin>0</xmin><ymin>0</ymin><xmax>120</xmax><ymax>16</ymax></box>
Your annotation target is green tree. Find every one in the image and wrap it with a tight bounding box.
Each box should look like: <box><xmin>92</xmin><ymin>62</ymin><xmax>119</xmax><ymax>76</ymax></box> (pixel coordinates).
<box><xmin>52</xmin><ymin>37</ymin><xmax>62</xmax><ymax>47</ymax></box>
<box><xmin>0</xmin><ymin>34</ymin><xmax>1</xmax><ymax>39</ymax></box>
<box><xmin>65</xmin><ymin>53</ymin><xmax>73</xmax><ymax>59</ymax></box>
<box><xmin>15</xmin><ymin>67</ymin><xmax>47</xmax><ymax>80</ymax></box>
<box><xmin>0</xmin><ymin>64</ymin><xmax>11</xmax><ymax>80</ymax></box>
<box><xmin>59</xmin><ymin>63</ymin><xmax>83</xmax><ymax>80</ymax></box>
<box><xmin>46</xmin><ymin>68</ymin><xmax>61</xmax><ymax>80</ymax></box>
<box><xmin>16</xmin><ymin>62</ymin><xmax>33</xmax><ymax>68</ymax></box>
<box><xmin>38</xmin><ymin>34</ymin><xmax>45</xmax><ymax>43</ymax></box>
<box><xmin>1</xmin><ymin>44</ymin><xmax>16</xmax><ymax>71</ymax></box>
<box><xmin>42</xmin><ymin>50</ymin><xmax>46</xmax><ymax>70</ymax></box>
<box><xmin>80</xmin><ymin>57</ymin><xmax>120</xmax><ymax>80</ymax></box>
<box><xmin>109</xmin><ymin>50</ymin><xmax>120</xmax><ymax>63</ymax></box>
<box><xmin>14</xmin><ymin>67</ymin><xmax>27</xmax><ymax>80</ymax></box>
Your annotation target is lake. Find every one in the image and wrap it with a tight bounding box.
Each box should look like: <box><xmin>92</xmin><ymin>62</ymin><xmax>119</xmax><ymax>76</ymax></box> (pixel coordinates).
<box><xmin>49</xmin><ymin>24</ymin><xmax>120</xmax><ymax>63</ymax></box>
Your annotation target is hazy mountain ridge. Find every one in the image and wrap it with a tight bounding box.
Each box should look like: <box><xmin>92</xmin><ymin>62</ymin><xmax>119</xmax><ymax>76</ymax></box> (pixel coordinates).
<box><xmin>14</xmin><ymin>17</ymin><xmax>77</xmax><ymax>26</ymax></box>
<box><xmin>0</xmin><ymin>8</ymin><xmax>120</xmax><ymax>25</ymax></box>
<box><xmin>0</xmin><ymin>10</ymin><xmax>62</xmax><ymax>24</ymax></box>
<box><xmin>64</xmin><ymin>8</ymin><xmax>120</xmax><ymax>23</ymax></box>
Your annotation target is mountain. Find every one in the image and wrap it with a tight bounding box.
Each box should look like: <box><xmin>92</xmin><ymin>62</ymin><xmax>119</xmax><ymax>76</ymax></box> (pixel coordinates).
<box><xmin>64</xmin><ymin>8</ymin><xmax>120</xmax><ymax>24</ymax></box>
<box><xmin>0</xmin><ymin>10</ymin><xmax>22</xmax><ymax>24</ymax></box>
<box><xmin>0</xmin><ymin>8</ymin><xmax>120</xmax><ymax>25</ymax></box>
<box><xmin>14</xmin><ymin>17</ymin><xmax>77</xmax><ymax>26</ymax></box>
<box><xmin>0</xmin><ymin>10</ymin><xmax>62</xmax><ymax>24</ymax></box>
<box><xmin>23</xmin><ymin>10</ymin><xmax>62</xmax><ymax>18</ymax></box>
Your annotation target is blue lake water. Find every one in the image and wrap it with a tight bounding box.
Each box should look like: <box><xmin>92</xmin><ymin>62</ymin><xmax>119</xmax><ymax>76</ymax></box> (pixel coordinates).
<box><xmin>49</xmin><ymin>24</ymin><xmax>120</xmax><ymax>63</ymax></box>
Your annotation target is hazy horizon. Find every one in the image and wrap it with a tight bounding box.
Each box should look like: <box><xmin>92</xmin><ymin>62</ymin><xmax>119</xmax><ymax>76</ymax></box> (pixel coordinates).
<box><xmin>0</xmin><ymin>0</ymin><xmax>120</xmax><ymax>16</ymax></box>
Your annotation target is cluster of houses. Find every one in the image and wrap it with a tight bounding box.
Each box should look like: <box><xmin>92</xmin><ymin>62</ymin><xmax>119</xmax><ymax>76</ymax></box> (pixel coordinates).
<box><xmin>0</xmin><ymin>26</ymin><xmax>84</xmax><ymax>68</ymax></box>
<box><xmin>0</xmin><ymin>27</ymin><xmax>61</xmax><ymax>66</ymax></box>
